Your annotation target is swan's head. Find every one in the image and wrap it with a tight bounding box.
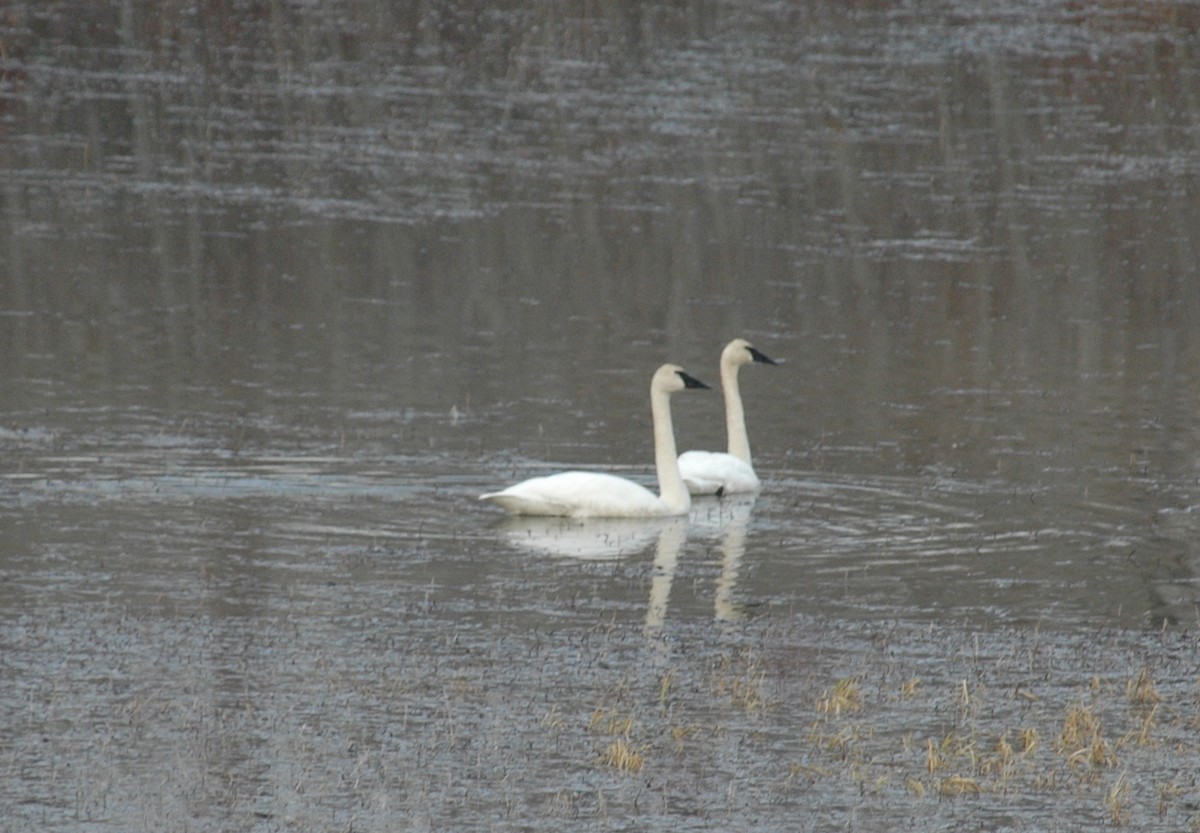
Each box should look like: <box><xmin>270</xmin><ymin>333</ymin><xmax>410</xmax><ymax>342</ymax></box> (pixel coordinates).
<box><xmin>724</xmin><ymin>337</ymin><xmax>778</xmax><ymax>368</ymax></box>
<box><xmin>654</xmin><ymin>363</ymin><xmax>711</xmax><ymax>394</ymax></box>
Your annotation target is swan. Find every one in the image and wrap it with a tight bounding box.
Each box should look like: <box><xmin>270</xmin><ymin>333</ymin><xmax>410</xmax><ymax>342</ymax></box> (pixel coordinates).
<box><xmin>480</xmin><ymin>364</ymin><xmax>710</xmax><ymax>517</ymax></box>
<box><xmin>677</xmin><ymin>338</ymin><xmax>777</xmax><ymax>496</ymax></box>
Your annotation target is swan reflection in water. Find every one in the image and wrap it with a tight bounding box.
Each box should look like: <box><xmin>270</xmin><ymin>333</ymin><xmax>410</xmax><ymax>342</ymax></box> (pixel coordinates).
<box><xmin>643</xmin><ymin>496</ymin><xmax>756</xmax><ymax>666</ymax></box>
<box><xmin>492</xmin><ymin>515</ymin><xmax>678</xmax><ymax>561</ymax></box>
<box><xmin>491</xmin><ymin>515</ymin><xmax>689</xmax><ymax>656</ymax></box>
<box><xmin>644</xmin><ymin>518</ymin><xmax>688</xmax><ymax>633</ymax></box>
<box><xmin>690</xmin><ymin>494</ymin><xmax>757</xmax><ymax>623</ymax></box>
<box><xmin>494</xmin><ymin>495</ymin><xmax>757</xmax><ymax>632</ymax></box>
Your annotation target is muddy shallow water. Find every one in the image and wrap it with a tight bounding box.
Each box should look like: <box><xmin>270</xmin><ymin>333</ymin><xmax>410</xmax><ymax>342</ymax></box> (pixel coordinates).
<box><xmin>4</xmin><ymin>1</ymin><xmax>1200</xmax><ymax>830</ymax></box>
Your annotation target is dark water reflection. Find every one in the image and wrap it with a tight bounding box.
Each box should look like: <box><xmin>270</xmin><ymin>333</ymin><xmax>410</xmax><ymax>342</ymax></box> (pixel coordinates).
<box><xmin>4</xmin><ymin>2</ymin><xmax>1200</xmax><ymax>830</ymax></box>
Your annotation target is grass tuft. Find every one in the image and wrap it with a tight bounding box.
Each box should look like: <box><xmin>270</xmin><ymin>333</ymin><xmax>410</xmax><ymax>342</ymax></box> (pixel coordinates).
<box><xmin>1105</xmin><ymin>773</ymin><xmax>1130</xmax><ymax>825</ymax></box>
<box><xmin>817</xmin><ymin>678</ymin><xmax>862</xmax><ymax>716</ymax></box>
<box><xmin>588</xmin><ymin>707</ymin><xmax>634</xmax><ymax>736</ymax></box>
<box><xmin>1059</xmin><ymin>704</ymin><xmax>1118</xmax><ymax>771</ymax></box>
<box><xmin>940</xmin><ymin>775</ymin><xmax>984</xmax><ymax>796</ymax></box>
<box><xmin>600</xmin><ymin>737</ymin><xmax>645</xmax><ymax>773</ymax></box>
<box><xmin>1018</xmin><ymin>727</ymin><xmax>1039</xmax><ymax>755</ymax></box>
<box><xmin>1127</xmin><ymin>668</ymin><xmax>1161</xmax><ymax>707</ymax></box>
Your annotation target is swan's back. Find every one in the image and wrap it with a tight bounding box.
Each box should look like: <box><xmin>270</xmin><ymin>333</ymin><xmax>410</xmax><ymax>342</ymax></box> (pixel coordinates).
<box><xmin>677</xmin><ymin>450</ymin><xmax>760</xmax><ymax>496</ymax></box>
<box><xmin>480</xmin><ymin>471</ymin><xmax>673</xmax><ymax>518</ymax></box>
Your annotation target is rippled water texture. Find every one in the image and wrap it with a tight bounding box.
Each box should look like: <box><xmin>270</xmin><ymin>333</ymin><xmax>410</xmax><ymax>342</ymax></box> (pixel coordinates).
<box><xmin>3</xmin><ymin>2</ymin><xmax>1200</xmax><ymax>830</ymax></box>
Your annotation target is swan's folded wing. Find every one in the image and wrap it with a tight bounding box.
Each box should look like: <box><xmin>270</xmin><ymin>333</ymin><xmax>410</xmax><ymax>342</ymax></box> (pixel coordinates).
<box><xmin>480</xmin><ymin>485</ymin><xmax>576</xmax><ymax>516</ymax></box>
<box><xmin>480</xmin><ymin>471</ymin><xmax>665</xmax><ymax>517</ymax></box>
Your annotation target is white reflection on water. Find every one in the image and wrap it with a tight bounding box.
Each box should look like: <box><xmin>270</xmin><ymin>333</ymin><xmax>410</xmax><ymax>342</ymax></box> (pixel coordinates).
<box><xmin>492</xmin><ymin>515</ymin><xmax>674</xmax><ymax>561</ymax></box>
<box><xmin>491</xmin><ymin>497</ymin><xmax>760</xmax><ymax>631</ymax></box>
<box><xmin>644</xmin><ymin>518</ymin><xmax>688</xmax><ymax>633</ymax></box>
<box><xmin>692</xmin><ymin>495</ymin><xmax>757</xmax><ymax>623</ymax></box>
<box><xmin>491</xmin><ymin>513</ymin><xmax>693</xmax><ymax>664</ymax></box>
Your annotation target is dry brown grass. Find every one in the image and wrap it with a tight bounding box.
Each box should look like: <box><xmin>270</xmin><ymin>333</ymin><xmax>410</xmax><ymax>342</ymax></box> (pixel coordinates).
<box><xmin>1018</xmin><ymin>727</ymin><xmax>1039</xmax><ymax>755</ymax></box>
<box><xmin>787</xmin><ymin>762</ymin><xmax>831</xmax><ymax>782</ymax></box>
<box><xmin>588</xmin><ymin>708</ymin><xmax>634</xmax><ymax>737</ymax></box>
<box><xmin>925</xmin><ymin>737</ymin><xmax>943</xmax><ymax>774</ymax></box>
<box><xmin>1105</xmin><ymin>773</ymin><xmax>1130</xmax><ymax>825</ymax></box>
<box><xmin>600</xmin><ymin>737</ymin><xmax>644</xmax><ymax>773</ymax></box>
<box><xmin>1127</xmin><ymin>668</ymin><xmax>1161</xmax><ymax>707</ymax></box>
<box><xmin>979</xmin><ymin>733</ymin><xmax>1015</xmax><ymax>778</ymax></box>
<box><xmin>713</xmin><ymin>653</ymin><xmax>768</xmax><ymax>712</ymax></box>
<box><xmin>589</xmin><ymin>706</ymin><xmax>646</xmax><ymax>773</ymax></box>
<box><xmin>1059</xmin><ymin>704</ymin><xmax>1118</xmax><ymax>771</ymax></box>
<box><xmin>1059</xmin><ymin>704</ymin><xmax>1101</xmax><ymax>751</ymax></box>
<box><xmin>1131</xmin><ymin>703</ymin><xmax>1159</xmax><ymax>747</ymax></box>
<box><xmin>658</xmin><ymin>671</ymin><xmax>674</xmax><ymax>704</ymax></box>
<box><xmin>940</xmin><ymin>775</ymin><xmax>984</xmax><ymax>796</ymax></box>
<box><xmin>816</xmin><ymin>678</ymin><xmax>862</xmax><ymax>716</ymax></box>
<box><xmin>925</xmin><ymin>731</ymin><xmax>980</xmax><ymax>775</ymax></box>
<box><xmin>564</xmin><ymin>634</ymin><xmax>1195</xmax><ymax>827</ymax></box>
<box><xmin>805</xmin><ymin>719</ymin><xmax>874</xmax><ymax>769</ymax></box>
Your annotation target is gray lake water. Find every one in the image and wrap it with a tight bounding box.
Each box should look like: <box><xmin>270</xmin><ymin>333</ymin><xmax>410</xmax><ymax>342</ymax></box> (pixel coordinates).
<box><xmin>3</xmin><ymin>2</ymin><xmax>1200</xmax><ymax>831</ymax></box>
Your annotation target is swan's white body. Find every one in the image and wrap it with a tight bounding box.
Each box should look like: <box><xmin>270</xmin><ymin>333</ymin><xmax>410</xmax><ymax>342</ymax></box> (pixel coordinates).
<box><xmin>481</xmin><ymin>364</ymin><xmax>709</xmax><ymax>518</ymax></box>
<box><xmin>678</xmin><ymin>338</ymin><xmax>777</xmax><ymax>496</ymax></box>
<box><xmin>677</xmin><ymin>451</ymin><xmax>759</xmax><ymax>496</ymax></box>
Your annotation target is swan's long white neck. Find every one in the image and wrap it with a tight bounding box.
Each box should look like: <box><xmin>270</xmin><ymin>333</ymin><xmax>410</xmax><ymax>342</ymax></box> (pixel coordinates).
<box><xmin>722</xmin><ymin>358</ymin><xmax>753</xmax><ymax>465</ymax></box>
<box><xmin>651</xmin><ymin>384</ymin><xmax>691</xmax><ymax>515</ymax></box>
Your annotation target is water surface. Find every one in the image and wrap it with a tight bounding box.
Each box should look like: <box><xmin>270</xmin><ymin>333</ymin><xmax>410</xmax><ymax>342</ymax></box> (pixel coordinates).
<box><xmin>3</xmin><ymin>2</ymin><xmax>1200</xmax><ymax>830</ymax></box>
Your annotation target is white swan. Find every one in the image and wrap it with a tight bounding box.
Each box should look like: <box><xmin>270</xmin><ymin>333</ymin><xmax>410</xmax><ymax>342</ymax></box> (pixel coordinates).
<box><xmin>678</xmin><ymin>338</ymin><xmax>777</xmax><ymax>496</ymax></box>
<box><xmin>480</xmin><ymin>364</ymin><xmax>710</xmax><ymax>518</ymax></box>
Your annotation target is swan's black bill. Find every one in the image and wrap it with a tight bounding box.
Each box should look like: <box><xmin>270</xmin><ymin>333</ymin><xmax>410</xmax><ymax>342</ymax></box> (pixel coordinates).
<box><xmin>677</xmin><ymin>371</ymin><xmax>712</xmax><ymax>390</ymax></box>
<box><xmin>748</xmin><ymin>346</ymin><xmax>778</xmax><ymax>365</ymax></box>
